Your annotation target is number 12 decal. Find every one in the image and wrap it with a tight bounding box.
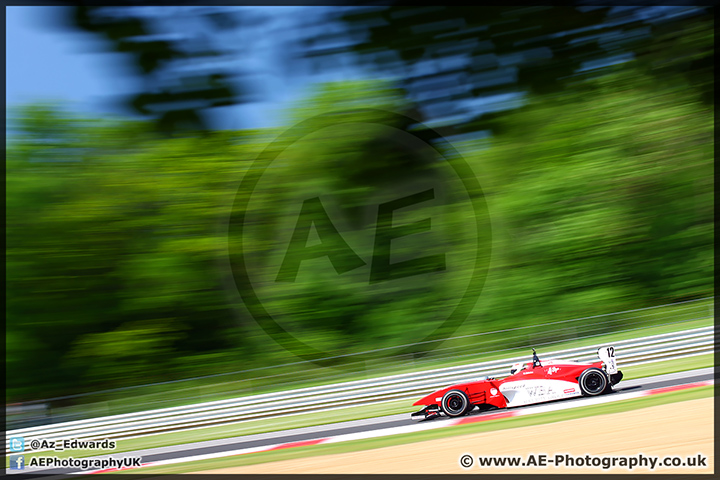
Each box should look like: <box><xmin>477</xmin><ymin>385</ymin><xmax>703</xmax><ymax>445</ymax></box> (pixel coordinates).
<box><xmin>598</xmin><ymin>346</ymin><xmax>618</xmax><ymax>374</ymax></box>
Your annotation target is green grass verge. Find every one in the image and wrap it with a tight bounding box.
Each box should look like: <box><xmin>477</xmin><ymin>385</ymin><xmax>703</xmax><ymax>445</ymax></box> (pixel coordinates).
<box><xmin>122</xmin><ymin>384</ymin><xmax>714</xmax><ymax>475</ymax></box>
<box><xmin>18</xmin><ymin>353</ymin><xmax>712</xmax><ymax>465</ymax></box>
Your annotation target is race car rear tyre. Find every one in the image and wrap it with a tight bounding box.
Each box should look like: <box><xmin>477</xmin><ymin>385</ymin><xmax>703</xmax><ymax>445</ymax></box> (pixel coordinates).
<box><xmin>579</xmin><ymin>368</ymin><xmax>608</xmax><ymax>396</ymax></box>
<box><xmin>441</xmin><ymin>390</ymin><xmax>470</xmax><ymax>417</ymax></box>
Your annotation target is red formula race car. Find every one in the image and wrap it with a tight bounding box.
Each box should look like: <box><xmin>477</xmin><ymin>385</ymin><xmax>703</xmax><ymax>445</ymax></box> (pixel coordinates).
<box><xmin>411</xmin><ymin>346</ymin><xmax>623</xmax><ymax>420</ymax></box>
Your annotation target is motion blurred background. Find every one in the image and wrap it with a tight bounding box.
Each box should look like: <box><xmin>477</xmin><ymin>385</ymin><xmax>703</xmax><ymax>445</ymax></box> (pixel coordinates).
<box><xmin>6</xmin><ymin>5</ymin><xmax>713</xmax><ymax>425</ymax></box>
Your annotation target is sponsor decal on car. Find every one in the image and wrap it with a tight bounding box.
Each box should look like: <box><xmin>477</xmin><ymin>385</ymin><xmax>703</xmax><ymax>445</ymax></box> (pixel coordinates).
<box><xmin>526</xmin><ymin>386</ymin><xmax>546</xmax><ymax>397</ymax></box>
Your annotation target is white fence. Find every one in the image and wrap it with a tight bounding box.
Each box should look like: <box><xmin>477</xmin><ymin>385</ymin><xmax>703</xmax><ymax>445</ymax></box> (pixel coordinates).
<box><xmin>6</xmin><ymin>325</ymin><xmax>712</xmax><ymax>450</ymax></box>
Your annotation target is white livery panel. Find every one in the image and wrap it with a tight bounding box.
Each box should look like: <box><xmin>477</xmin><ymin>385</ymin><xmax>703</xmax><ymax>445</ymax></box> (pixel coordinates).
<box><xmin>500</xmin><ymin>379</ymin><xmax>581</xmax><ymax>407</ymax></box>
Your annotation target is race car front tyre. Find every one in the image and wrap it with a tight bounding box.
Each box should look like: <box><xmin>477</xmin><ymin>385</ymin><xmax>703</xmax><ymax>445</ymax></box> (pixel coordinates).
<box><xmin>441</xmin><ymin>389</ymin><xmax>470</xmax><ymax>417</ymax></box>
<box><xmin>579</xmin><ymin>368</ymin><xmax>608</xmax><ymax>396</ymax></box>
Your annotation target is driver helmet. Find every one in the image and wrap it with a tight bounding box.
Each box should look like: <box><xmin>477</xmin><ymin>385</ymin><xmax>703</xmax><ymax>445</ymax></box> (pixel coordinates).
<box><xmin>510</xmin><ymin>362</ymin><xmax>524</xmax><ymax>375</ymax></box>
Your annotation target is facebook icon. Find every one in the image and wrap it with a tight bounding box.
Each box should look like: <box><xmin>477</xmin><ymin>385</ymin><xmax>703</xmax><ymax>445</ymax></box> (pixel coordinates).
<box><xmin>9</xmin><ymin>455</ymin><xmax>25</xmax><ymax>470</ymax></box>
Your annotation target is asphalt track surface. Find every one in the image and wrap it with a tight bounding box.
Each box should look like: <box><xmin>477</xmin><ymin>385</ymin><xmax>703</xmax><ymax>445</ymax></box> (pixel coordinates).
<box><xmin>12</xmin><ymin>367</ymin><xmax>714</xmax><ymax>476</ymax></box>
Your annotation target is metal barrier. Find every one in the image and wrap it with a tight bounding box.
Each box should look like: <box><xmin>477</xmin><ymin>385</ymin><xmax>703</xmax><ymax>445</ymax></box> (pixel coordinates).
<box><xmin>8</xmin><ymin>297</ymin><xmax>711</xmax><ymax>429</ymax></box>
<box><xmin>6</xmin><ymin>325</ymin><xmax>712</xmax><ymax>450</ymax></box>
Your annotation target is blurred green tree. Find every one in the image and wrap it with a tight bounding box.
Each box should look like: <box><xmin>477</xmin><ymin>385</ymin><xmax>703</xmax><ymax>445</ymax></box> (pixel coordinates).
<box><xmin>6</xmin><ymin>105</ymin><xmax>259</xmax><ymax>400</ymax></box>
<box><xmin>69</xmin><ymin>5</ymin><xmax>243</xmax><ymax>135</ymax></box>
<box><xmin>314</xmin><ymin>6</ymin><xmax>713</xmax><ymax>135</ymax></box>
<box><xmin>61</xmin><ymin>5</ymin><xmax>711</xmax><ymax>136</ymax></box>
<box><xmin>463</xmin><ymin>64</ymin><xmax>713</xmax><ymax>333</ymax></box>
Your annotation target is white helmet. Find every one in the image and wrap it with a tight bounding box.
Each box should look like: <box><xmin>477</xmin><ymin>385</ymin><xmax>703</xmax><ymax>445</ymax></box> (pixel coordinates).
<box><xmin>510</xmin><ymin>362</ymin><xmax>524</xmax><ymax>375</ymax></box>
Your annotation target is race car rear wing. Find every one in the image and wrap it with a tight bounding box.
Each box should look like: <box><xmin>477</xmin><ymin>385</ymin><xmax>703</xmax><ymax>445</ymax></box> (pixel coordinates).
<box><xmin>597</xmin><ymin>346</ymin><xmax>618</xmax><ymax>374</ymax></box>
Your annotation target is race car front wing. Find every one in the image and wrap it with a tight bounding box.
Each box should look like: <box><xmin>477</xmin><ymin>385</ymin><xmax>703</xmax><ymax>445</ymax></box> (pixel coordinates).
<box><xmin>411</xmin><ymin>404</ymin><xmax>441</xmax><ymax>421</ymax></box>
